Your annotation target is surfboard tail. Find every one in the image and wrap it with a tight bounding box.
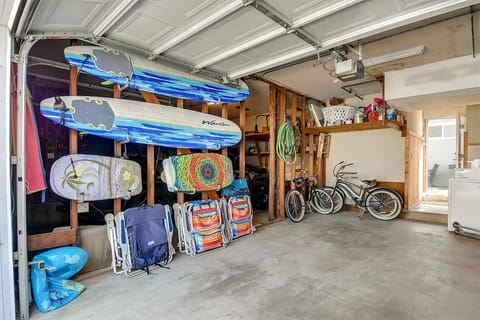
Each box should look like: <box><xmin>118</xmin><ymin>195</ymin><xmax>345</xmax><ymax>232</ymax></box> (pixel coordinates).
<box><xmin>25</xmin><ymin>88</ymin><xmax>47</xmax><ymax>194</ymax></box>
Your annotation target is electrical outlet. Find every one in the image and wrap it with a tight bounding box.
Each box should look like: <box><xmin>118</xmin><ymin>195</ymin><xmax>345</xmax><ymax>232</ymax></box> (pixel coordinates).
<box><xmin>77</xmin><ymin>202</ymin><xmax>89</xmax><ymax>213</ymax></box>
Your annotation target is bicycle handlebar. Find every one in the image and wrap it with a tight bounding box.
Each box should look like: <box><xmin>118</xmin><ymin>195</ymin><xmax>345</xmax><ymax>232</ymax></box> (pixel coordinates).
<box><xmin>333</xmin><ymin>161</ymin><xmax>355</xmax><ymax>177</ymax></box>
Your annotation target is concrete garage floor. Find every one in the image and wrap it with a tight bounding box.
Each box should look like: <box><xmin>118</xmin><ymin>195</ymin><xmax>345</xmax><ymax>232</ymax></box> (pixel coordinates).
<box><xmin>31</xmin><ymin>213</ymin><xmax>480</xmax><ymax>320</ymax></box>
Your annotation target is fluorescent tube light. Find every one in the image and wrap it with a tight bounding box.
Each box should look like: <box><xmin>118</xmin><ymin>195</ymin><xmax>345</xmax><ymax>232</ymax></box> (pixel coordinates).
<box><xmin>92</xmin><ymin>0</ymin><xmax>139</xmax><ymax>36</ymax></box>
<box><xmin>152</xmin><ymin>0</ymin><xmax>245</xmax><ymax>56</ymax></box>
<box><xmin>363</xmin><ymin>45</ymin><xmax>425</xmax><ymax>67</ymax></box>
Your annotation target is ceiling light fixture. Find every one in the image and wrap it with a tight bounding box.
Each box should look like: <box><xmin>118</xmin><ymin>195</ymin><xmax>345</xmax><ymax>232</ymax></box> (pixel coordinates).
<box><xmin>92</xmin><ymin>0</ymin><xmax>139</xmax><ymax>36</ymax></box>
<box><xmin>151</xmin><ymin>0</ymin><xmax>245</xmax><ymax>56</ymax></box>
<box><xmin>363</xmin><ymin>45</ymin><xmax>425</xmax><ymax>67</ymax></box>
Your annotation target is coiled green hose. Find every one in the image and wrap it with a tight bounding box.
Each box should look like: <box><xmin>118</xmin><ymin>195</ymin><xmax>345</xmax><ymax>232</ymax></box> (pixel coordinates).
<box><xmin>276</xmin><ymin>121</ymin><xmax>299</xmax><ymax>165</ymax></box>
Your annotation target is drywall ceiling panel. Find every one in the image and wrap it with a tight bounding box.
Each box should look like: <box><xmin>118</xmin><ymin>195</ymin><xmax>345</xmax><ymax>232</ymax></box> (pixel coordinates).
<box><xmin>29</xmin><ymin>0</ymin><xmax>110</xmax><ymax>32</ymax></box>
<box><xmin>164</xmin><ymin>7</ymin><xmax>277</xmax><ymax>63</ymax></box>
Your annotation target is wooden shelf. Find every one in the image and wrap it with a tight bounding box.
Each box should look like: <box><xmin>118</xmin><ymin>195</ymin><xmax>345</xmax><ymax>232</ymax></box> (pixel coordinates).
<box><xmin>303</xmin><ymin>120</ymin><xmax>406</xmax><ymax>135</ymax></box>
<box><xmin>245</xmin><ymin>132</ymin><xmax>269</xmax><ymax>141</ymax></box>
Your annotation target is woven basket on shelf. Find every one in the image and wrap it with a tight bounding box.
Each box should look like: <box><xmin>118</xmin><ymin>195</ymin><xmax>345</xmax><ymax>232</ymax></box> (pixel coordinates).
<box><xmin>322</xmin><ymin>106</ymin><xmax>355</xmax><ymax>126</ymax></box>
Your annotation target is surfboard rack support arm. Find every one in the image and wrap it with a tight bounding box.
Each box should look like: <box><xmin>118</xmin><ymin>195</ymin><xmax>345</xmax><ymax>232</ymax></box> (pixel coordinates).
<box><xmin>122</xmin><ymin>190</ymin><xmax>132</xmax><ymax>201</ymax></box>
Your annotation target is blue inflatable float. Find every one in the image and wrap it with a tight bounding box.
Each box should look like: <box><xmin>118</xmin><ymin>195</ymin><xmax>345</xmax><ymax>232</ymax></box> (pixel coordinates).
<box><xmin>31</xmin><ymin>246</ymin><xmax>88</xmax><ymax>312</ymax></box>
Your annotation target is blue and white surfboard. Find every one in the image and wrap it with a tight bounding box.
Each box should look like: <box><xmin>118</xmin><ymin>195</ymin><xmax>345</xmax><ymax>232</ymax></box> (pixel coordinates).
<box><xmin>40</xmin><ymin>96</ymin><xmax>241</xmax><ymax>150</ymax></box>
<box><xmin>64</xmin><ymin>46</ymin><xmax>249</xmax><ymax>103</ymax></box>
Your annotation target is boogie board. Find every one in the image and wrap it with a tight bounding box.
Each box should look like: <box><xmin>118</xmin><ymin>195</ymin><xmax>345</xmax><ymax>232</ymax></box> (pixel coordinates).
<box><xmin>50</xmin><ymin>154</ymin><xmax>142</xmax><ymax>201</ymax></box>
<box><xmin>163</xmin><ymin>153</ymin><xmax>233</xmax><ymax>193</ymax></box>
<box><xmin>64</xmin><ymin>46</ymin><xmax>249</xmax><ymax>103</ymax></box>
<box><xmin>40</xmin><ymin>96</ymin><xmax>241</xmax><ymax>150</ymax></box>
<box><xmin>31</xmin><ymin>246</ymin><xmax>88</xmax><ymax>312</ymax></box>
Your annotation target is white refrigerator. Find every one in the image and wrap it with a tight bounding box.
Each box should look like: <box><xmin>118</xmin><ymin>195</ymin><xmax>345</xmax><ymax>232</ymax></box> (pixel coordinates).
<box><xmin>448</xmin><ymin>177</ymin><xmax>480</xmax><ymax>234</ymax></box>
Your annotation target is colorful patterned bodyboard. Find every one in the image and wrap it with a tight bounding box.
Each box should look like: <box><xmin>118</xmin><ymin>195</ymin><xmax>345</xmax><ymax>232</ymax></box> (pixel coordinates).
<box><xmin>50</xmin><ymin>154</ymin><xmax>142</xmax><ymax>201</ymax></box>
<box><xmin>64</xmin><ymin>46</ymin><xmax>249</xmax><ymax>103</ymax></box>
<box><xmin>40</xmin><ymin>96</ymin><xmax>241</xmax><ymax>150</ymax></box>
<box><xmin>30</xmin><ymin>247</ymin><xmax>88</xmax><ymax>312</ymax></box>
<box><xmin>163</xmin><ymin>153</ymin><xmax>234</xmax><ymax>193</ymax></box>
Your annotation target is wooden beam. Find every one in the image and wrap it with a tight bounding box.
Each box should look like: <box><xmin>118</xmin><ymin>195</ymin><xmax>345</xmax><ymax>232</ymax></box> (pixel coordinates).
<box><xmin>113</xmin><ymin>85</ymin><xmax>122</xmax><ymax>214</ymax></box>
<box><xmin>268</xmin><ymin>84</ymin><xmax>276</xmax><ymax>221</ymax></box>
<box><xmin>300</xmin><ymin>96</ymin><xmax>306</xmax><ymax>174</ymax></box>
<box><xmin>239</xmin><ymin>100</ymin><xmax>246</xmax><ymax>178</ymax></box>
<box><xmin>290</xmin><ymin>92</ymin><xmax>298</xmax><ymax>190</ymax></box>
<box><xmin>138</xmin><ymin>91</ymin><xmax>158</xmax><ymax>206</ymax></box>
<box><xmin>147</xmin><ymin>145</ymin><xmax>155</xmax><ymax>205</ymax></box>
<box><xmin>27</xmin><ymin>230</ymin><xmax>77</xmax><ymax>252</ymax></box>
<box><xmin>176</xmin><ymin>98</ymin><xmax>186</xmax><ymax>204</ymax></box>
<box><xmin>221</xmin><ymin>103</ymin><xmax>229</xmax><ymax>157</ymax></box>
<box><xmin>278</xmin><ymin>87</ymin><xmax>286</xmax><ymax>219</ymax></box>
<box><xmin>201</xmin><ymin>103</ymin><xmax>208</xmax><ymax>200</ymax></box>
<box><xmin>69</xmin><ymin>63</ymin><xmax>78</xmax><ymax>231</ymax></box>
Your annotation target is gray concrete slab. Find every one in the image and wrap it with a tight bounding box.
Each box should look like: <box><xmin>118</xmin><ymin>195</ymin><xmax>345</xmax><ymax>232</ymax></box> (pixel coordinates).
<box><xmin>30</xmin><ymin>213</ymin><xmax>480</xmax><ymax>320</ymax></box>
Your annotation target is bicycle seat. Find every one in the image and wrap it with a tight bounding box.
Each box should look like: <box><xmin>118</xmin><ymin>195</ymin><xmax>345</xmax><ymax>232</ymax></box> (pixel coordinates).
<box><xmin>293</xmin><ymin>177</ymin><xmax>303</xmax><ymax>184</ymax></box>
<box><xmin>361</xmin><ymin>179</ymin><xmax>377</xmax><ymax>188</ymax></box>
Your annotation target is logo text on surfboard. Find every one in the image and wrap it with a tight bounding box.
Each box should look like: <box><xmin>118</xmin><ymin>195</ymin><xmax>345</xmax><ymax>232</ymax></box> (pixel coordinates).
<box><xmin>202</xmin><ymin>120</ymin><xmax>230</xmax><ymax>127</ymax></box>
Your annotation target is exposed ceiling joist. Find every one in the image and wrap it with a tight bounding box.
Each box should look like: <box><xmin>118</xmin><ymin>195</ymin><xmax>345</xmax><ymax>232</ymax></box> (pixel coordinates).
<box><xmin>227</xmin><ymin>0</ymin><xmax>477</xmax><ymax>79</ymax></box>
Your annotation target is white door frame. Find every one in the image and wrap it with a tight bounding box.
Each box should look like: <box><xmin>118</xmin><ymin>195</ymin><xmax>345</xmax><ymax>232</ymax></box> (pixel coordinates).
<box><xmin>0</xmin><ymin>24</ymin><xmax>16</xmax><ymax>320</ymax></box>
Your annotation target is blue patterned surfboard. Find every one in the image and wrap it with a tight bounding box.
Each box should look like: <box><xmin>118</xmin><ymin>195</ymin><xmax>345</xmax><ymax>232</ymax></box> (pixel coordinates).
<box><xmin>64</xmin><ymin>46</ymin><xmax>249</xmax><ymax>103</ymax></box>
<box><xmin>40</xmin><ymin>96</ymin><xmax>241</xmax><ymax>150</ymax></box>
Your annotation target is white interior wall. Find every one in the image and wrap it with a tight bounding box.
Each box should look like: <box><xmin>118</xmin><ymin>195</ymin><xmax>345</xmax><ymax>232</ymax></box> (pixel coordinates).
<box><xmin>326</xmin><ymin>129</ymin><xmax>405</xmax><ymax>186</ymax></box>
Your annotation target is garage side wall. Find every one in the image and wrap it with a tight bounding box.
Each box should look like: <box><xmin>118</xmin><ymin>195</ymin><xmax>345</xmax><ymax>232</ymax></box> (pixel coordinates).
<box><xmin>326</xmin><ymin>129</ymin><xmax>405</xmax><ymax>186</ymax></box>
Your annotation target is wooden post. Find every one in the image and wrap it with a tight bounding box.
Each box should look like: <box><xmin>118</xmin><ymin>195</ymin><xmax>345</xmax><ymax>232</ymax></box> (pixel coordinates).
<box><xmin>69</xmin><ymin>63</ymin><xmax>78</xmax><ymax>231</ymax></box>
<box><xmin>300</xmin><ymin>96</ymin><xmax>306</xmax><ymax>175</ymax></box>
<box><xmin>113</xmin><ymin>85</ymin><xmax>122</xmax><ymax>213</ymax></box>
<box><xmin>268</xmin><ymin>84</ymin><xmax>276</xmax><ymax>221</ymax></box>
<box><xmin>221</xmin><ymin>103</ymin><xmax>229</xmax><ymax>157</ymax></box>
<box><xmin>239</xmin><ymin>100</ymin><xmax>246</xmax><ymax>179</ymax></box>
<box><xmin>290</xmin><ymin>92</ymin><xmax>298</xmax><ymax>190</ymax></box>
<box><xmin>278</xmin><ymin>87</ymin><xmax>286</xmax><ymax>219</ymax></box>
<box><xmin>201</xmin><ymin>103</ymin><xmax>209</xmax><ymax>200</ymax></box>
<box><xmin>176</xmin><ymin>98</ymin><xmax>186</xmax><ymax>204</ymax></box>
<box><xmin>138</xmin><ymin>91</ymin><xmax>158</xmax><ymax>206</ymax></box>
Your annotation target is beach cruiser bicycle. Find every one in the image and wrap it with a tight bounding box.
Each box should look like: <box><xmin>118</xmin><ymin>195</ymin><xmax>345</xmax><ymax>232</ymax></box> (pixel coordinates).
<box><xmin>323</xmin><ymin>161</ymin><xmax>403</xmax><ymax>221</ymax></box>
<box><xmin>285</xmin><ymin>170</ymin><xmax>334</xmax><ymax>222</ymax></box>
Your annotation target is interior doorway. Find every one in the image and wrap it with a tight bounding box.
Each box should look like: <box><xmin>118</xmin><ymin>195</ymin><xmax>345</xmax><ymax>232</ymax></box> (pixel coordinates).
<box><xmin>424</xmin><ymin>117</ymin><xmax>457</xmax><ymax>204</ymax></box>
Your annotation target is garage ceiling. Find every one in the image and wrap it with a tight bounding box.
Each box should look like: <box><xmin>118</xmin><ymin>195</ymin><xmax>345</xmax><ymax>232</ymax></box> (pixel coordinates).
<box><xmin>12</xmin><ymin>0</ymin><xmax>480</xmax><ymax>111</ymax></box>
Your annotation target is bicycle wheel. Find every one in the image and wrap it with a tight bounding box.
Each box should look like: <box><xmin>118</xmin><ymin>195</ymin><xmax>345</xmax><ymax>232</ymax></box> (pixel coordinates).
<box><xmin>285</xmin><ymin>190</ymin><xmax>305</xmax><ymax>222</ymax></box>
<box><xmin>310</xmin><ymin>188</ymin><xmax>334</xmax><ymax>215</ymax></box>
<box><xmin>365</xmin><ymin>188</ymin><xmax>403</xmax><ymax>221</ymax></box>
<box><xmin>322</xmin><ymin>187</ymin><xmax>344</xmax><ymax>213</ymax></box>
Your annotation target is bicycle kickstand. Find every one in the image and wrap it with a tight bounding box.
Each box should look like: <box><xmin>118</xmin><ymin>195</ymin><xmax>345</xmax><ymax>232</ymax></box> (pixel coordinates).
<box><xmin>358</xmin><ymin>208</ymin><xmax>366</xmax><ymax>219</ymax></box>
